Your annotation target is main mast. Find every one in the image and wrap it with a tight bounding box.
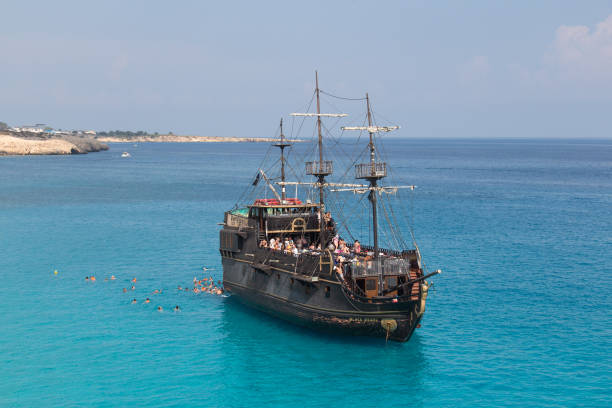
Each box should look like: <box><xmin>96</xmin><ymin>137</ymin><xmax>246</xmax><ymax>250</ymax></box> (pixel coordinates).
<box><xmin>291</xmin><ymin>71</ymin><xmax>347</xmax><ymax>248</ymax></box>
<box><xmin>315</xmin><ymin>72</ymin><xmax>325</xmax><ymax>211</ymax></box>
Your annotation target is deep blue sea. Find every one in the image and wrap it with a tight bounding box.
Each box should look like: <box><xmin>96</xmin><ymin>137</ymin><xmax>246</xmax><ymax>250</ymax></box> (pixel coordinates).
<box><xmin>1</xmin><ymin>139</ymin><xmax>610</xmax><ymax>407</ymax></box>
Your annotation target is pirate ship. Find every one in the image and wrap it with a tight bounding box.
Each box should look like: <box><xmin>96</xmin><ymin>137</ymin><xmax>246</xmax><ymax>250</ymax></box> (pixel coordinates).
<box><xmin>219</xmin><ymin>73</ymin><xmax>440</xmax><ymax>341</ymax></box>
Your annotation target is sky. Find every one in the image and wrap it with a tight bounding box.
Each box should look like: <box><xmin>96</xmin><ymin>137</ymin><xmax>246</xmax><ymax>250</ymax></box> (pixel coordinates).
<box><xmin>1</xmin><ymin>0</ymin><xmax>611</xmax><ymax>138</ymax></box>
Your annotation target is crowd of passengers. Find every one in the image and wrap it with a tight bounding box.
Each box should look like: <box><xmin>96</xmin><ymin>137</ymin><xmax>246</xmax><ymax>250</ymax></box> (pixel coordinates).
<box><xmin>259</xmin><ymin>235</ymin><xmax>362</xmax><ymax>257</ymax></box>
<box><xmin>260</xmin><ymin>235</ymin><xmax>370</xmax><ymax>282</ymax></box>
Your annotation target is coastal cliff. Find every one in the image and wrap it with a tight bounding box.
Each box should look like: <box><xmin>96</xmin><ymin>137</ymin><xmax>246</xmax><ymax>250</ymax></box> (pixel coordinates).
<box><xmin>0</xmin><ymin>134</ymin><xmax>109</xmax><ymax>156</ymax></box>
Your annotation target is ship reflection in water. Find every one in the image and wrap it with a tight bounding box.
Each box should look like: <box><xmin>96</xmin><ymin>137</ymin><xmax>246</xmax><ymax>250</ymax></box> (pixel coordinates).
<box><xmin>219</xmin><ymin>72</ymin><xmax>440</xmax><ymax>342</ymax></box>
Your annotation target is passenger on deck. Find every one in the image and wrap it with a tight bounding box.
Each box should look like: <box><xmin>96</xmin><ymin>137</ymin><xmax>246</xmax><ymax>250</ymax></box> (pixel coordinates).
<box><xmin>324</xmin><ymin>212</ymin><xmax>331</xmax><ymax>223</ymax></box>
<box><xmin>335</xmin><ymin>264</ymin><xmax>344</xmax><ymax>281</ymax></box>
<box><xmin>352</xmin><ymin>240</ymin><xmax>361</xmax><ymax>254</ymax></box>
<box><xmin>259</xmin><ymin>239</ymin><xmax>268</xmax><ymax>248</ymax></box>
<box><xmin>339</xmin><ymin>242</ymin><xmax>350</xmax><ymax>255</ymax></box>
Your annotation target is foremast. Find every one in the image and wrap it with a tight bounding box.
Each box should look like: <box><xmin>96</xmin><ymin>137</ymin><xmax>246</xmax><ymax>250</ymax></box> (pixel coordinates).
<box><xmin>273</xmin><ymin>118</ymin><xmax>291</xmax><ymax>202</ymax></box>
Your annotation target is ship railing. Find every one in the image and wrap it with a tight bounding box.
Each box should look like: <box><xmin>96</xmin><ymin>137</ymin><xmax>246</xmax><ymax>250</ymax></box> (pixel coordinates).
<box><xmin>358</xmin><ymin>244</ymin><xmax>416</xmax><ymax>258</ymax></box>
<box><xmin>350</xmin><ymin>258</ymin><xmax>412</xmax><ymax>277</ymax></box>
<box><xmin>355</xmin><ymin>162</ymin><xmax>387</xmax><ymax>179</ymax></box>
<box><xmin>305</xmin><ymin>160</ymin><xmax>333</xmax><ymax>176</ymax></box>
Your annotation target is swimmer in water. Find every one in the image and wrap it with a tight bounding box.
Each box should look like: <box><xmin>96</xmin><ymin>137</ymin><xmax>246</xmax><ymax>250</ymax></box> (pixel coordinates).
<box><xmin>131</xmin><ymin>299</ymin><xmax>138</xmax><ymax>304</ymax></box>
<box><xmin>174</xmin><ymin>305</ymin><xmax>180</xmax><ymax>312</ymax></box>
<box><xmin>177</xmin><ymin>285</ymin><xmax>182</xmax><ymax>290</ymax></box>
<box><xmin>144</xmin><ymin>298</ymin><xmax>150</xmax><ymax>303</ymax></box>
<box><xmin>193</xmin><ymin>288</ymin><xmax>200</xmax><ymax>294</ymax></box>
<box><xmin>85</xmin><ymin>276</ymin><xmax>89</xmax><ymax>281</ymax></box>
<box><xmin>110</xmin><ymin>275</ymin><xmax>116</xmax><ymax>280</ymax></box>
<box><xmin>90</xmin><ymin>276</ymin><xmax>96</xmax><ymax>282</ymax></box>
<box><xmin>157</xmin><ymin>306</ymin><xmax>163</xmax><ymax>312</ymax></box>
<box><xmin>131</xmin><ymin>286</ymin><xmax>136</xmax><ymax>291</ymax></box>
<box><xmin>131</xmin><ymin>278</ymin><xmax>137</xmax><ymax>283</ymax></box>
<box><xmin>123</xmin><ymin>288</ymin><xmax>127</xmax><ymax>293</ymax></box>
<box><xmin>153</xmin><ymin>289</ymin><xmax>159</xmax><ymax>294</ymax></box>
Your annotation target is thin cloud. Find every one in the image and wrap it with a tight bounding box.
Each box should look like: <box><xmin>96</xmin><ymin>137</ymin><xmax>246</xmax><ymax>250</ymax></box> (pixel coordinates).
<box><xmin>550</xmin><ymin>14</ymin><xmax>612</xmax><ymax>80</ymax></box>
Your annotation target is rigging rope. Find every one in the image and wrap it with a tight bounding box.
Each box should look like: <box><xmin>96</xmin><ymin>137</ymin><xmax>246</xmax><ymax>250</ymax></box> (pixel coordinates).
<box><xmin>320</xmin><ymin>89</ymin><xmax>367</xmax><ymax>101</ymax></box>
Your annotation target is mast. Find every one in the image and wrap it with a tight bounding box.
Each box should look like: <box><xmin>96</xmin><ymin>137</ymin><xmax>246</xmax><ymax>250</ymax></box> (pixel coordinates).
<box><xmin>365</xmin><ymin>93</ymin><xmax>380</xmax><ymax>257</ymax></box>
<box><xmin>290</xmin><ymin>72</ymin><xmax>347</xmax><ymax>247</ymax></box>
<box><xmin>273</xmin><ymin>118</ymin><xmax>291</xmax><ymax>202</ymax></box>
<box><xmin>342</xmin><ymin>94</ymin><xmax>400</xmax><ymax>259</ymax></box>
<box><xmin>315</xmin><ymin>71</ymin><xmax>325</xmax><ymax>211</ymax></box>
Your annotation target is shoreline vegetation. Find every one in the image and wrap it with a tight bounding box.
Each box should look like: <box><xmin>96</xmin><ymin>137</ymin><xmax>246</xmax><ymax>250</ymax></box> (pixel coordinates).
<box><xmin>94</xmin><ymin>130</ymin><xmax>295</xmax><ymax>143</ymax></box>
<box><xmin>96</xmin><ymin>135</ymin><xmax>286</xmax><ymax>143</ymax></box>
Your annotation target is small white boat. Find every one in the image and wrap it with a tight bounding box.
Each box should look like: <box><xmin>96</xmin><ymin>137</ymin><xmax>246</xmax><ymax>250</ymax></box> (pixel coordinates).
<box><xmin>121</xmin><ymin>152</ymin><xmax>131</xmax><ymax>158</ymax></box>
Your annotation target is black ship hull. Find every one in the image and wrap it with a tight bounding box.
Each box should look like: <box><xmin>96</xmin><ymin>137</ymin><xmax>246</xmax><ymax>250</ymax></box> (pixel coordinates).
<box><xmin>222</xmin><ymin>256</ymin><xmax>423</xmax><ymax>342</ymax></box>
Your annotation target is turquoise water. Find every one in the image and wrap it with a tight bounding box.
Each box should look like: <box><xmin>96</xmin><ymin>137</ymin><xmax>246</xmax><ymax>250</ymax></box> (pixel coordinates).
<box><xmin>0</xmin><ymin>140</ymin><xmax>610</xmax><ymax>407</ymax></box>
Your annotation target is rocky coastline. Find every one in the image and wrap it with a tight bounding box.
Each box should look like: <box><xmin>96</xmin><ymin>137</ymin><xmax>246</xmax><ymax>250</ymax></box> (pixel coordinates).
<box><xmin>0</xmin><ymin>133</ymin><xmax>109</xmax><ymax>156</ymax></box>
